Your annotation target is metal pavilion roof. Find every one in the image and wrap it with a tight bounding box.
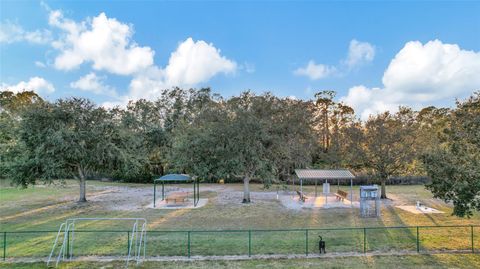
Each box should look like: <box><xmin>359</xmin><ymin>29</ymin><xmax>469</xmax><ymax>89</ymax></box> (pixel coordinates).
<box><xmin>295</xmin><ymin>169</ymin><xmax>355</xmax><ymax>179</ymax></box>
<box><xmin>154</xmin><ymin>174</ymin><xmax>192</xmax><ymax>181</ymax></box>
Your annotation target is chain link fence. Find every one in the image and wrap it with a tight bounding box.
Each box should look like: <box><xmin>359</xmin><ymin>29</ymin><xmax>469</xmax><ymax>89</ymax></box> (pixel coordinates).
<box><xmin>1</xmin><ymin>225</ymin><xmax>478</xmax><ymax>261</ymax></box>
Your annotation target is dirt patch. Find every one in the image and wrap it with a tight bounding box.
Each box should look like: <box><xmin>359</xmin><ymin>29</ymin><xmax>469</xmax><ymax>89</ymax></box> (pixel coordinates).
<box><xmin>61</xmin><ymin>184</ymin><xmax>397</xmax><ymax>213</ymax></box>
<box><xmin>279</xmin><ymin>194</ymin><xmax>360</xmax><ymax>210</ymax></box>
<box><xmin>85</xmin><ymin>185</ymin><xmax>224</xmax><ymax>211</ymax></box>
<box><xmin>147</xmin><ymin>198</ymin><xmax>209</xmax><ymax>209</ymax></box>
<box><xmin>215</xmin><ymin>190</ymin><xmax>278</xmax><ymax>205</ymax></box>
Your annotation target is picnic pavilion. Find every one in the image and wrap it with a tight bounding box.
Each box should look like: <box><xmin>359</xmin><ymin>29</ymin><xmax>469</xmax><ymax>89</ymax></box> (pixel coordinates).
<box><xmin>153</xmin><ymin>174</ymin><xmax>200</xmax><ymax>207</ymax></box>
<box><xmin>294</xmin><ymin>169</ymin><xmax>356</xmax><ymax>207</ymax></box>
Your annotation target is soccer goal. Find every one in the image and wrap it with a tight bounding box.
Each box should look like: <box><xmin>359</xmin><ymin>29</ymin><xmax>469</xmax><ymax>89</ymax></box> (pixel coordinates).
<box><xmin>47</xmin><ymin>218</ymin><xmax>147</xmax><ymax>268</ymax></box>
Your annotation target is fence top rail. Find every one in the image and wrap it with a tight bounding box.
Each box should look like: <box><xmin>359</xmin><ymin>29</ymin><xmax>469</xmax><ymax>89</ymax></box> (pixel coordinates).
<box><xmin>1</xmin><ymin>224</ymin><xmax>478</xmax><ymax>234</ymax></box>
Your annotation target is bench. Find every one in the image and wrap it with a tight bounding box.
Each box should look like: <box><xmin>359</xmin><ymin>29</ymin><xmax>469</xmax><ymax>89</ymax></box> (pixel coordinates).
<box><xmin>296</xmin><ymin>190</ymin><xmax>308</xmax><ymax>202</ymax></box>
<box><xmin>335</xmin><ymin>190</ymin><xmax>348</xmax><ymax>201</ymax></box>
<box><xmin>165</xmin><ymin>192</ymin><xmax>188</xmax><ymax>204</ymax></box>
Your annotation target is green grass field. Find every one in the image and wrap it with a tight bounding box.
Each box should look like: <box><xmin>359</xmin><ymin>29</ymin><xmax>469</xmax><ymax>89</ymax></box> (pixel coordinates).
<box><xmin>2</xmin><ymin>254</ymin><xmax>480</xmax><ymax>269</ymax></box>
<box><xmin>0</xmin><ymin>179</ymin><xmax>479</xmax><ymax>268</ymax></box>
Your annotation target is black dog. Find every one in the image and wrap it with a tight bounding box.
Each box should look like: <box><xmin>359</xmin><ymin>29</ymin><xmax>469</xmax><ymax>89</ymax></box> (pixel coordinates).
<box><xmin>318</xmin><ymin>236</ymin><xmax>326</xmax><ymax>254</ymax></box>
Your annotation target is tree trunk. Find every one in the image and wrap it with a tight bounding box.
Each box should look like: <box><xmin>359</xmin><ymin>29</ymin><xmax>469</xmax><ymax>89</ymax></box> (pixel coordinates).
<box><xmin>242</xmin><ymin>174</ymin><xmax>251</xmax><ymax>203</ymax></box>
<box><xmin>78</xmin><ymin>166</ymin><xmax>87</xmax><ymax>202</ymax></box>
<box><xmin>159</xmin><ymin>164</ymin><xmax>164</xmax><ymax>176</ymax></box>
<box><xmin>380</xmin><ymin>177</ymin><xmax>387</xmax><ymax>199</ymax></box>
<box><xmin>325</xmin><ymin>109</ymin><xmax>330</xmax><ymax>150</ymax></box>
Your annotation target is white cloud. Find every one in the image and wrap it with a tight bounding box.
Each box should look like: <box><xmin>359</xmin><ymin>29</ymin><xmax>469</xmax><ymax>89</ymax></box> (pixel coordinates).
<box><xmin>128</xmin><ymin>38</ymin><xmax>237</xmax><ymax>100</ymax></box>
<box><xmin>295</xmin><ymin>39</ymin><xmax>374</xmax><ymax>80</ymax></box>
<box><xmin>341</xmin><ymin>85</ymin><xmax>397</xmax><ymax>120</ymax></box>
<box><xmin>35</xmin><ymin>61</ymin><xmax>47</xmax><ymax>68</ymax></box>
<box><xmin>101</xmin><ymin>99</ymin><xmax>130</xmax><ymax>109</ymax></box>
<box><xmin>164</xmin><ymin>38</ymin><xmax>237</xmax><ymax>86</ymax></box>
<box><xmin>241</xmin><ymin>62</ymin><xmax>255</xmax><ymax>73</ymax></box>
<box><xmin>44</xmin><ymin>9</ymin><xmax>237</xmax><ymax>101</ymax></box>
<box><xmin>0</xmin><ymin>21</ymin><xmax>51</xmax><ymax>44</ymax></box>
<box><xmin>2</xmin><ymin>7</ymin><xmax>238</xmax><ymax>103</ymax></box>
<box><xmin>341</xmin><ymin>40</ymin><xmax>480</xmax><ymax>120</ymax></box>
<box><xmin>70</xmin><ymin>72</ymin><xmax>117</xmax><ymax>96</ymax></box>
<box><xmin>49</xmin><ymin>10</ymin><xmax>154</xmax><ymax>75</ymax></box>
<box><xmin>128</xmin><ymin>66</ymin><xmax>166</xmax><ymax>100</ymax></box>
<box><xmin>345</xmin><ymin>39</ymin><xmax>375</xmax><ymax>68</ymax></box>
<box><xmin>1</xmin><ymin>77</ymin><xmax>55</xmax><ymax>94</ymax></box>
<box><xmin>294</xmin><ymin>60</ymin><xmax>336</xmax><ymax>80</ymax></box>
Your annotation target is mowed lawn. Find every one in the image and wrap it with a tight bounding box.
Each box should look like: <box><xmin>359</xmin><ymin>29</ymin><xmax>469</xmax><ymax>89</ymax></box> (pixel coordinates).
<box><xmin>0</xmin><ymin>179</ymin><xmax>479</xmax><ymax>268</ymax></box>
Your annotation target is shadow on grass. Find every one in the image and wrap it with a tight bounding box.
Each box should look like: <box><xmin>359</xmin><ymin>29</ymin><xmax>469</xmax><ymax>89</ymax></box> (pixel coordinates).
<box><xmin>363</xmin><ymin>205</ymin><xmax>417</xmax><ymax>253</ymax></box>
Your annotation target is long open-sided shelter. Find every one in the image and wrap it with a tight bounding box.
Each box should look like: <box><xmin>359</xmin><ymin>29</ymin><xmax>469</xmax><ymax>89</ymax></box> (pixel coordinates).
<box><xmin>153</xmin><ymin>174</ymin><xmax>199</xmax><ymax>207</ymax></box>
<box><xmin>294</xmin><ymin>169</ymin><xmax>356</xmax><ymax>207</ymax></box>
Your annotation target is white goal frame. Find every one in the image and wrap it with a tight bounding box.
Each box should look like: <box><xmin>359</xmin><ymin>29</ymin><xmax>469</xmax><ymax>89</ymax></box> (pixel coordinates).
<box><xmin>47</xmin><ymin>218</ymin><xmax>147</xmax><ymax>268</ymax></box>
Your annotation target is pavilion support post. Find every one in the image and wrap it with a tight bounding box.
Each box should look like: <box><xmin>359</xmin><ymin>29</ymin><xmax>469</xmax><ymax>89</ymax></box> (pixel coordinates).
<box><xmin>325</xmin><ymin>179</ymin><xmax>328</xmax><ymax>205</ymax></box>
<box><xmin>300</xmin><ymin>179</ymin><xmax>303</xmax><ymax>194</ymax></box>
<box><xmin>162</xmin><ymin>182</ymin><xmax>165</xmax><ymax>200</ymax></box>
<box><xmin>315</xmin><ymin>179</ymin><xmax>317</xmax><ymax>197</ymax></box>
<box><xmin>350</xmin><ymin>178</ymin><xmax>353</xmax><ymax>207</ymax></box>
<box><xmin>293</xmin><ymin>177</ymin><xmax>295</xmax><ymax>193</ymax></box>
<box><xmin>193</xmin><ymin>179</ymin><xmax>199</xmax><ymax>207</ymax></box>
<box><xmin>154</xmin><ymin>181</ymin><xmax>157</xmax><ymax>207</ymax></box>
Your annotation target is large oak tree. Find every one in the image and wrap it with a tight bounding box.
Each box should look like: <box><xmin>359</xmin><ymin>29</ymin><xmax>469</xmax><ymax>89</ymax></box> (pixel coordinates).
<box><xmin>422</xmin><ymin>93</ymin><xmax>480</xmax><ymax>217</ymax></box>
<box><xmin>362</xmin><ymin>108</ymin><xmax>417</xmax><ymax>199</ymax></box>
<box><xmin>8</xmin><ymin>98</ymin><xmax>143</xmax><ymax>202</ymax></box>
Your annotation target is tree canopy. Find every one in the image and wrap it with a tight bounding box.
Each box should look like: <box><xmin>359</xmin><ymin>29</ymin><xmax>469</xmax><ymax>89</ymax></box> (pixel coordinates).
<box><xmin>4</xmin><ymin>97</ymin><xmax>145</xmax><ymax>201</ymax></box>
<box><xmin>422</xmin><ymin>93</ymin><xmax>480</xmax><ymax>217</ymax></box>
<box><xmin>1</xmin><ymin>88</ymin><xmax>478</xmax><ymax>215</ymax></box>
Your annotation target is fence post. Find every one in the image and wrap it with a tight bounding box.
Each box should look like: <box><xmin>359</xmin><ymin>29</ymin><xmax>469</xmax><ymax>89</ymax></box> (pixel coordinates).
<box><xmin>248</xmin><ymin>230</ymin><xmax>251</xmax><ymax>257</ymax></box>
<box><xmin>416</xmin><ymin>226</ymin><xmax>420</xmax><ymax>253</ymax></box>
<box><xmin>305</xmin><ymin>229</ymin><xmax>309</xmax><ymax>256</ymax></box>
<box><xmin>3</xmin><ymin>232</ymin><xmax>6</xmax><ymax>261</ymax></box>
<box><xmin>363</xmin><ymin>228</ymin><xmax>366</xmax><ymax>253</ymax></box>
<box><xmin>66</xmin><ymin>231</ymin><xmax>70</xmax><ymax>257</ymax></box>
<box><xmin>472</xmin><ymin>226</ymin><xmax>475</xmax><ymax>254</ymax></box>
<box><xmin>187</xmin><ymin>231</ymin><xmax>191</xmax><ymax>258</ymax></box>
<box><xmin>127</xmin><ymin>231</ymin><xmax>130</xmax><ymax>255</ymax></box>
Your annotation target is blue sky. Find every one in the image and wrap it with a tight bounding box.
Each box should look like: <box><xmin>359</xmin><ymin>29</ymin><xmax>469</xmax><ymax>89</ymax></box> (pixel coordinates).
<box><xmin>1</xmin><ymin>1</ymin><xmax>479</xmax><ymax>118</ymax></box>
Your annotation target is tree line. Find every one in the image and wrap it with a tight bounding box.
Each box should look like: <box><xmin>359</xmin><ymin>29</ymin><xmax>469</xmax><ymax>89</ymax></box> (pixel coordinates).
<box><xmin>0</xmin><ymin>89</ymin><xmax>478</xmax><ymax>216</ymax></box>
